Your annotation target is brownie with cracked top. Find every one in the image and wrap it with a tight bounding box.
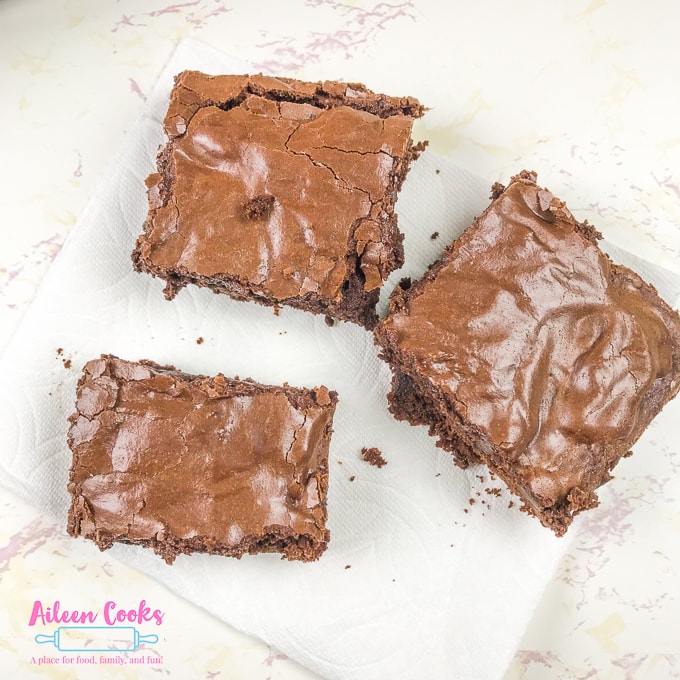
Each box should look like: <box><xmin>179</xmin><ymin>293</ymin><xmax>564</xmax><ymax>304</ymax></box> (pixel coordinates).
<box><xmin>132</xmin><ymin>71</ymin><xmax>426</xmax><ymax>329</ymax></box>
<box><xmin>374</xmin><ymin>170</ymin><xmax>680</xmax><ymax>535</ymax></box>
<box><xmin>67</xmin><ymin>354</ymin><xmax>336</xmax><ymax>564</ymax></box>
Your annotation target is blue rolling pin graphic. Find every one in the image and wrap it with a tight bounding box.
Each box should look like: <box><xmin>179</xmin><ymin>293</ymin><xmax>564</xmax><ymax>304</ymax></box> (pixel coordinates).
<box><xmin>35</xmin><ymin>626</ymin><xmax>158</xmax><ymax>652</ymax></box>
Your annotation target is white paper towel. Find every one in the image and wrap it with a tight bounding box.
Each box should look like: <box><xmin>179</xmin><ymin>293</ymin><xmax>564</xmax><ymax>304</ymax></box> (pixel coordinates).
<box><xmin>1</xmin><ymin>38</ymin><xmax>680</xmax><ymax>680</ymax></box>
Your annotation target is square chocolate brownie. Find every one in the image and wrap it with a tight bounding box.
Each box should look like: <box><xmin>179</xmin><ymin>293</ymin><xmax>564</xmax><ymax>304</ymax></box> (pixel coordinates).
<box><xmin>374</xmin><ymin>171</ymin><xmax>680</xmax><ymax>535</ymax></box>
<box><xmin>67</xmin><ymin>355</ymin><xmax>336</xmax><ymax>563</ymax></box>
<box><xmin>132</xmin><ymin>71</ymin><xmax>425</xmax><ymax>329</ymax></box>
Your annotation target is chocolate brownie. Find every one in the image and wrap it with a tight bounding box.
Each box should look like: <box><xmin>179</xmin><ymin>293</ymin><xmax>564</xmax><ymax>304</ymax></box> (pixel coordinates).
<box><xmin>132</xmin><ymin>71</ymin><xmax>426</xmax><ymax>329</ymax></box>
<box><xmin>374</xmin><ymin>171</ymin><xmax>680</xmax><ymax>535</ymax></box>
<box><xmin>67</xmin><ymin>355</ymin><xmax>336</xmax><ymax>563</ymax></box>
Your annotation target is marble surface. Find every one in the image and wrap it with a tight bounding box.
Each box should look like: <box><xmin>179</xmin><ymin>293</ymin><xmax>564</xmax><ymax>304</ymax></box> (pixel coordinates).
<box><xmin>1</xmin><ymin>1</ymin><xmax>679</xmax><ymax>678</ymax></box>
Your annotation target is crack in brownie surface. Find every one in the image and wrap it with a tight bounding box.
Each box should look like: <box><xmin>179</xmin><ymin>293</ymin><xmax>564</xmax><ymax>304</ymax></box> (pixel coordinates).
<box><xmin>67</xmin><ymin>355</ymin><xmax>336</xmax><ymax>564</ymax></box>
<box><xmin>375</xmin><ymin>170</ymin><xmax>680</xmax><ymax>535</ymax></box>
<box><xmin>133</xmin><ymin>72</ymin><xmax>425</xmax><ymax>328</ymax></box>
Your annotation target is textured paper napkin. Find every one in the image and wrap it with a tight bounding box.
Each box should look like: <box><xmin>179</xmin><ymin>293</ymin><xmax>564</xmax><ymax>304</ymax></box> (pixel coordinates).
<box><xmin>2</xmin><ymin>38</ymin><xmax>680</xmax><ymax>680</ymax></box>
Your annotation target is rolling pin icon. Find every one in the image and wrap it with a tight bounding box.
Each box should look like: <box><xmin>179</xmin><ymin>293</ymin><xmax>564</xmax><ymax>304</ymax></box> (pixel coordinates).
<box><xmin>35</xmin><ymin>626</ymin><xmax>159</xmax><ymax>652</ymax></box>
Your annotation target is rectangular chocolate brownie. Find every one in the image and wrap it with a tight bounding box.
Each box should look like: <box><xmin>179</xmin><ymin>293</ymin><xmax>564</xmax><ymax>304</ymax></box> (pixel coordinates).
<box><xmin>374</xmin><ymin>170</ymin><xmax>680</xmax><ymax>535</ymax></box>
<box><xmin>132</xmin><ymin>71</ymin><xmax>426</xmax><ymax>329</ymax></box>
<box><xmin>67</xmin><ymin>355</ymin><xmax>336</xmax><ymax>563</ymax></box>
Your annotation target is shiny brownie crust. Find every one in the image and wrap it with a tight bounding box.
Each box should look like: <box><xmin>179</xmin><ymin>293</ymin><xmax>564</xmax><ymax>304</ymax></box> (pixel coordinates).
<box><xmin>374</xmin><ymin>171</ymin><xmax>680</xmax><ymax>535</ymax></box>
<box><xmin>132</xmin><ymin>71</ymin><xmax>426</xmax><ymax>329</ymax></box>
<box><xmin>67</xmin><ymin>354</ymin><xmax>337</xmax><ymax>563</ymax></box>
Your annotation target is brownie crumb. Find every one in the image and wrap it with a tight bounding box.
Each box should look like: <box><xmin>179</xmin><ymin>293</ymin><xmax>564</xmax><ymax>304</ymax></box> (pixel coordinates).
<box><xmin>313</xmin><ymin>386</ymin><xmax>332</xmax><ymax>406</ymax></box>
<box><xmin>244</xmin><ymin>194</ymin><xmax>276</xmax><ymax>220</ymax></box>
<box><xmin>349</xmin><ymin>475</ymin><xmax>356</xmax><ymax>482</ymax></box>
<box><xmin>324</xmin><ymin>315</ymin><xmax>335</xmax><ymax>327</ymax></box>
<box><xmin>490</xmin><ymin>181</ymin><xmax>505</xmax><ymax>199</ymax></box>
<box><xmin>398</xmin><ymin>277</ymin><xmax>412</xmax><ymax>291</ymax></box>
<box><xmin>196</xmin><ymin>336</ymin><xmax>204</xmax><ymax>345</ymax></box>
<box><xmin>468</xmin><ymin>498</ymin><xmax>475</xmax><ymax>505</ymax></box>
<box><xmin>345</xmin><ymin>564</ymin><xmax>351</xmax><ymax>569</ymax></box>
<box><xmin>57</xmin><ymin>348</ymin><xmax>72</xmax><ymax>368</ymax></box>
<box><xmin>508</xmin><ymin>501</ymin><xmax>514</xmax><ymax>509</ymax></box>
<box><xmin>361</xmin><ymin>447</ymin><xmax>387</xmax><ymax>468</ymax></box>
<box><xmin>485</xmin><ymin>487</ymin><xmax>502</xmax><ymax>497</ymax></box>
<box><xmin>430</xmin><ymin>231</ymin><xmax>439</xmax><ymax>240</ymax></box>
<box><xmin>435</xmin><ymin>169</ymin><xmax>440</xmax><ymax>175</ymax></box>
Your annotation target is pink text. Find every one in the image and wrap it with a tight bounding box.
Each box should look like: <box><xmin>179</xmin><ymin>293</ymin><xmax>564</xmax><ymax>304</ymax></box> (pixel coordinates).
<box><xmin>104</xmin><ymin>600</ymin><xmax>164</xmax><ymax>626</ymax></box>
<box><xmin>28</xmin><ymin>601</ymin><xmax>97</xmax><ymax>626</ymax></box>
<box><xmin>28</xmin><ymin>600</ymin><xmax>164</xmax><ymax>627</ymax></box>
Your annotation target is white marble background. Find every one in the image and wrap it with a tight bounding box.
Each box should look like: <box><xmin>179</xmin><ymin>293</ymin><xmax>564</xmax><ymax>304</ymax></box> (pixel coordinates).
<box><xmin>1</xmin><ymin>1</ymin><xmax>679</xmax><ymax>678</ymax></box>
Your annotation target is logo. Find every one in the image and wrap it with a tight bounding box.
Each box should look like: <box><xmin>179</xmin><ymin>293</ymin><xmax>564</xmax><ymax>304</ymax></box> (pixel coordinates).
<box><xmin>28</xmin><ymin>600</ymin><xmax>164</xmax><ymax>668</ymax></box>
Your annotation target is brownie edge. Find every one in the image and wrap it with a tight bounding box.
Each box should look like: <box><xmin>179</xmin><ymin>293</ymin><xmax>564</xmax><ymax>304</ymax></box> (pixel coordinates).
<box><xmin>374</xmin><ymin>170</ymin><xmax>680</xmax><ymax>535</ymax></box>
<box><xmin>132</xmin><ymin>71</ymin><xmax>427</xmax><ymax>329</ymax></box>
<box><xmin>67</xmin><ymin>355</ymin><xmax>337</xmax><ymax>564</ymax></box>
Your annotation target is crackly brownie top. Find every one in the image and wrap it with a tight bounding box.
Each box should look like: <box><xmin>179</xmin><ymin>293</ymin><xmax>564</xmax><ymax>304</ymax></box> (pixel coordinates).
<box><xmin>379</xmin><ymin>171</ymin><xmax>680</xmax><ymax>508</ymax></box>
<box><xmin>138</xmin><ymin>71</ymin><xmax>423</xmax><ymax>299</ymax></box>
<box><xmin>68</xmin><ymin>355</ymin><xmax>335</xmax><ymax>546</ymax></box>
